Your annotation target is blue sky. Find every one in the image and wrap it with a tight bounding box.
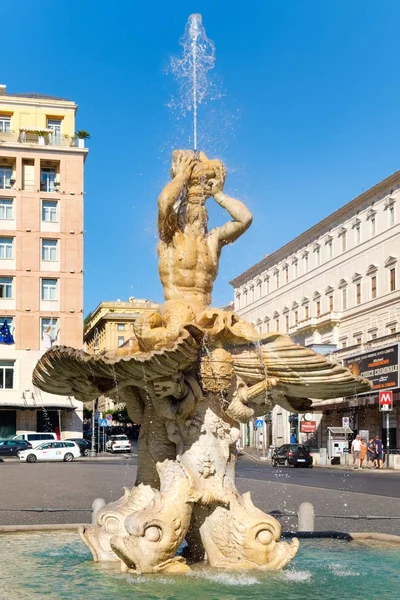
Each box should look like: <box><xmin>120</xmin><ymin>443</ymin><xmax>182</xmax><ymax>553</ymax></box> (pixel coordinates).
<box><xmin>3</xmin><ymin>1</ymin><xmax>400</xmax><ymax>314</ymax></box>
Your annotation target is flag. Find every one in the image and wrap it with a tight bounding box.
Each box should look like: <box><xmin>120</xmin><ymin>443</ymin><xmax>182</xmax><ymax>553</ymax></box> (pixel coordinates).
<box><xmin>0</xmin><ymin>320</ymin><xmax>14</xmax><ymax>344</ymax></box>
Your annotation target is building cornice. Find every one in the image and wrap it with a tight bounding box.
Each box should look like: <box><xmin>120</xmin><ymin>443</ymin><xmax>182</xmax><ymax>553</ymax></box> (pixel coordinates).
<box><xmin>229</xmin><ymin>170</ymin><xmax>400</xmax><ymax>287</ymax></box>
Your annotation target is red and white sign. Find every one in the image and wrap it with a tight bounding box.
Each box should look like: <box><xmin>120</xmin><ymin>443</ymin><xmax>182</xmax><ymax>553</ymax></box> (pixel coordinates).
<box><xmin>379</xmin><ymin>390</ymin><xmax>393</xmax><ymax>411</ymax></box>
<box><xmin>300</xmin><ymin>420</ymin><xmax>317</xmax><ymax>433</ymax></box>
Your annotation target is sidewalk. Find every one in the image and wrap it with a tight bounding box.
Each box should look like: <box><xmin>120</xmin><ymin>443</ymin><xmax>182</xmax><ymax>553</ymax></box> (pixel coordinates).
<box><xmin>240</xmin><ymin>447</ymin><xmax>396</xmax><ymax>472</ymax></box>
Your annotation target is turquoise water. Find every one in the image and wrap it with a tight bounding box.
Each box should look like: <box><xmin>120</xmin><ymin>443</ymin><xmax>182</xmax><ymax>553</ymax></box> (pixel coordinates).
<box><xmin>2</xmin><ymin>533</ymin><xmax>400</xmax><ymax>599</ymax></box>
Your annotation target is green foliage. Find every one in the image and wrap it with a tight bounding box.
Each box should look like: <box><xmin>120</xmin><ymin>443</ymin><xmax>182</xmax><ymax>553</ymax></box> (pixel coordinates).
<box><xmin>111</xmin><ymin>406</ymin><xmax>133</xmax><ymax>425</ymax></box>
<box><xmin>75</xmin><ymin>130</ymin><xmax>91</xmax><ymax>139</ymax></box>
<box><xmin>83</xmin><ymin>406</ymin><xmax>92</xmax><ymax>420</ymax></box>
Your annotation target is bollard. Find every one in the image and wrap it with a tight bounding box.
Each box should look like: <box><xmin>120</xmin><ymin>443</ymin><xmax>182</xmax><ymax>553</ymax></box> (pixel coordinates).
<box><xmin>297</xmin><ymin>502</ymin><xmax>315</xmax><ymax>532</ymax></box>
<box><xmin>92</xmin><ymin>498</ymin><xmax>106</xmax><ymax>525</ymax></box>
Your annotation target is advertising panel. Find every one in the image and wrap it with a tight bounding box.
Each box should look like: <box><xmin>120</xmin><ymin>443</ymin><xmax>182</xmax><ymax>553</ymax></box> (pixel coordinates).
<box><xmin>300</xmin><ymin>421</ymin><xmax>316</xmax><ymax>433</ymax></box>
<box><xmin>344</xmin><ymin>344</ymin><xmax>399</xmax><ymax>392</ymax></box>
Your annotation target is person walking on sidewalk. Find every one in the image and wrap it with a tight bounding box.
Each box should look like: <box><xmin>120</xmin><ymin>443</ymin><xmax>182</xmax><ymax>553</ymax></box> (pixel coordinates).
<box><xmin>359</xmin><ymin>438</ymin><xmax>367</xmax><ymax>469</ymax></box>
<box><xmin>351</xmin><ymin>435</ymin><xmax>361</xmax><ymax>469</ymax></box>
<box><xmin>367</xmin><ymin>438</ymin><xmax>376</xmax><ymax>469</ymax></box>
<box><xmin>374</xmin><ymin>435</ymin><xmax>384</xmax><ymax>469</ymax></box>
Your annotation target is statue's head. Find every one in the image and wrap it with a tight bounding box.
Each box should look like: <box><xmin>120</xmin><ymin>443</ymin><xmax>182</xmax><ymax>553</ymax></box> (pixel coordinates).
<box><xmin>171</xmin><ymin>150</ymin><xmax>226</xmax><ymax>199</ymax></box>
<box><xmin>171</xmin><ymin>150</ymin><xmax>226</xmax><ymax>234</ymax></box>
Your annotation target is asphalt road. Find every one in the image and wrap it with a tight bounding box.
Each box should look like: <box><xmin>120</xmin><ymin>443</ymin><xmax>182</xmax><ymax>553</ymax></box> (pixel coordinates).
<box><xmin>1</xmin><ymin>453</ymin><xmax>400</xmax><ymax>535</ymax></box>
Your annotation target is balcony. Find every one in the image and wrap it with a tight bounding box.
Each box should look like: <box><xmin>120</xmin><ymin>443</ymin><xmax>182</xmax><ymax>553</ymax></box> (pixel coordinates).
<box><xmin>0</xmin><ymin>130</ymin><xmax>79</xmax><ymax>148</ymax></box>
<box><xmin>289</xmin><ymin>311</ymin><xmax>342</xmax><ymax>334</ymax></box>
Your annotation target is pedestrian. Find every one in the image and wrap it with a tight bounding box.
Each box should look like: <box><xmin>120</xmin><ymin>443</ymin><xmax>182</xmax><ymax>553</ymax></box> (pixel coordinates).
<box><xmin>359</xmin><ymin>439</ymin><xmax>367</xmax><ymax>469</ymax></box>
<box><xmin>351</xmin><ymin>434</ymin><xmax>361</xmax><ymax>469</ymax></box>
<box><xmin>374</xmin><ymin>435</ymin><xmax>384</xmax><ymax>469</ymax></box>
<box><xmin>367</xmin><ymin>438</ymin><xmax>376</xmax><ymax>469</ymax></box>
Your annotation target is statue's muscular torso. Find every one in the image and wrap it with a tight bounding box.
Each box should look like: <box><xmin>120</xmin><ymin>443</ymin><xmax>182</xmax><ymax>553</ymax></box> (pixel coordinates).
<box><xmin>158</xmin><ymin>230</ymin><xmax>220</xmax><ymax>313</ymax></box>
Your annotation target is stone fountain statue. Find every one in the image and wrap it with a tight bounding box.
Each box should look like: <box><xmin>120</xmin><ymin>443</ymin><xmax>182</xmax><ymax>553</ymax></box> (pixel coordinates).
<box><xmin>33</xmin><ymin>150</ymin><xmax>370</xmax><ymax>574</ymax></box>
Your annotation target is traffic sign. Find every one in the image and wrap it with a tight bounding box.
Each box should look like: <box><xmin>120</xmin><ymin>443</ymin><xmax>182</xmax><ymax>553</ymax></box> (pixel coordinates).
<box><xmin>99</xmin><ymin>419</ymin><xmax>108</xmax><ymax>427</ymax></box>
<box><xmin>379</xmin><ymin>390</ymin><xmax>393</xmax><ymax>411</ymax></box>
<box><xmin>106</xmin><ymin>414</ymin><xmax>113</xmax><ymax>422</ymax></box>
<box><xmin>342</xmin><ymin>417</ymin><xmax>350</xmax><ymax>428</ymax></box>
<box><xmin>255</xmin><ymin>419</ymin><xmax>264</xmax><ymax>428</ymax></box>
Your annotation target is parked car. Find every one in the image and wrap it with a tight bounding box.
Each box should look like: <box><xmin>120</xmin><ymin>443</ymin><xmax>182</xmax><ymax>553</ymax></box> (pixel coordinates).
<box><xmin>18</xmin><ymin>441</ymin><xmax>81</xmax><ymax>463</ymax></box>
<box><xmin>65</xmin><ymin>438</ymin><xmax>91</xmax><ymax>456</ymax></box>
<box><xmin>105</xmin><ymin>435</ymin><xmax>131</xmax><ymax>453</ymax></box>
<box><xmin>272</xmin><ymin>444</ymin><xmax>313</xmax><ymax>468</ymax></box>
<box><xmin>0</xmin><ymin>439</ymin><xmax>32</xmax><ymax>456</ymax></box>
<box><xmin>13</xmin><ymin>432</ymin><xmax>58</xmax><ymax>449</ymax></box>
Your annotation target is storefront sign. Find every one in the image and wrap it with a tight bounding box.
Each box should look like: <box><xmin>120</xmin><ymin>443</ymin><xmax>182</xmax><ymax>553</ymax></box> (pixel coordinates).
<box><xmin>344</xmin><ymin>344</ymin><xmax>399</xmax><ymax>392</ymax></box>
<box><xmin>300</xmin><ymin>421</ymin><xmax>316</xmax><ymax>433</ymax></box>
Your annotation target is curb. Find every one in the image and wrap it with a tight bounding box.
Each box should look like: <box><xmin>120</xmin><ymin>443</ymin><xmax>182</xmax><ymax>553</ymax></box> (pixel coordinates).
<box><xmin>0</xmin><ymin>523</ymin><xmax>87</xmax><ymax>533</ymax></box>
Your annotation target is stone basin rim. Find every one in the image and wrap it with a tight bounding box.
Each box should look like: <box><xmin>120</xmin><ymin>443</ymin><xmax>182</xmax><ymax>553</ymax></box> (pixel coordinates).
<box><xmin>2</xmin><ymin>524</ymin><xmax>400</xmax><ymax>546</ymax></box>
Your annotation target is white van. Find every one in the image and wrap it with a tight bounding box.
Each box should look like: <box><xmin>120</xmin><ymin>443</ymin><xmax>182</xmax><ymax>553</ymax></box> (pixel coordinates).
<box><xmin>13</xmin><ymin>432</ymin><xmax>58</xmax><ymax>449</ymax></box>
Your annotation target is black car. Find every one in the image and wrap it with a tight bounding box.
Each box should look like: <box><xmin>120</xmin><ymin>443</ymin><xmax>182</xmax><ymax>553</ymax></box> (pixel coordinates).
<box><xmin>0</xmin><ymin>439</ymin><xmax>32</xmax><ymax>456</ymax></box>
<box><xmin>272</xmin><ymin>444</ymin><xmax>313</xmax><ymax>468</ymax></box>
<box><xmin>65</xmin><ymin>438</ymin><xmax>91</xmax><ymax>456</ymax></box>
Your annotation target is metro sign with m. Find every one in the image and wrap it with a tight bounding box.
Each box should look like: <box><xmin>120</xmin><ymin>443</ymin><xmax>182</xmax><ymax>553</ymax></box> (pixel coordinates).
<box><xmin>379</xmin><ymin>390</ymin><xmax>393</xmax><ymax>411</ymax></box>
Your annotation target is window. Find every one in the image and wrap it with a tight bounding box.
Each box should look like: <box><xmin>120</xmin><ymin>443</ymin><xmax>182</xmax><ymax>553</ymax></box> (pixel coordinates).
<box><xmin>274</xmin><ymin>317</ymin><xmax>279</xmax><ymax>332</ymax></box>
<box><xmin>293</xmin><ymin>261</ymin><xmax>298</xmax><ymax>278</ymax></box>
<box><xmin>390</xmin><ymin>268</ymin><xmax>396</xmax><ymax>292</ymax></box>
<box><xmin>0</xmin><ymin>277</ymin><xmax>13</xmax><ymax>298</ymax></box>
<box><xmin>118</xmin><ymin>336</ymin><xmax>125</xmax><ymax>346</ymax></box>
<box><xmin>370</xmin><ymin>216</ymin><xmax>376</xmax><ymax>237</ymax></box>
<box><xmin>275</xmin><ymin>272</ymin><xmax>279</xmax><ymax>289</ymax></box>
<box><xmin>285</xmin><ymin>315</ymin><xmax>289</xmax><ymax>333</ymax></box>
<box><xmin>315</xmin><ymin>246</ymin><xmax>321</xmax><ymax>266</ymax></box>
<box><xmin>341</xmin><ymin>232</ymin><xmax>347</xmax><ymax>253</ymax></box>
<box><xmin>265</xmin><ymin>278</ymin><xmax>270</xmax><ymax>294</ymax></box>
<box><xmin>342</xmin><ymin>288</ymin><xmax>347</xmax><ymax>310</ymax></box>
<box><xmin>316</xmin><ymin>300</ymin><xmax>321</xmax><ymax>317</ymax></box>
<box><xmin>117</xmin><ymin>324</ymin><xmax>125</xmax><ymax>330</ymax></box>
<box><xmin>40</xmin><ymin>168</ymin><xmax>56</xmax><ymax>192</ymax></box>
<box><xmin>0</xmin><ymin>165</ymin><xmax>12</xmax><ymax>190</ymax></box>
<box><xmin>284</xmin><ymin>267</ymin><xmax>289</xmax><ymax>284</ymax></box>
<box><xmin>370</xmin><ymin>332</ymin><xmax>378</xmax><ymax>340</ymax></box>
<box><xmin>356</xmin><ymin>283</ymin><xmax>361</xmax><ymax>305</ymax></box>
<box><xmin>304</xmin><ymin>254</ymin><xmax>309</xmax><ymax>273</ymax></box>
<box><xmin>294</xmin><ymin>310</ymin><xmax>299</xmax><ymax>326</ymax></box>
<box><xmin>42</xmin><ymin>200</ymin><xmax>58</xmax><ymax>222</ymax></box>
<box><xmin>341</xmin><ymin>340</ymin><xmax>347</xmax><ymax>349</ymax></box>
<box><xmin>47</xmin><ymin>119</ymin><xmax>62</xmax><ymax>144</ymax></box>
<box><xmin>41</xmin><ymin>279</ymin><xmax>58</xmax><ymax>300</ymax></box>
<box><xmin>327</xmin><ymin>240</ymin><xmax>333</xmax><ymax>260</ymax></box>
<box><xmin>0</xmin><ymin>360</ymin><xmax>14</xmax><ymax>389</ymax></box>
<box><xmin>41</xmin><ymin>318</ymin><xmax>58</xmax><ymax>340</ymax></box>
<box><xmin>371</xmin><ymin>276</ymin><xmax>377</xmax><ymax>299</ymax></box>
<box><xmin>265</xmin><ymin>320</ymin><xmax>270</xmax><ymax>333</ymax></box>
<box><xmin>388</xmin><ymin>325</ymin><xmax>396</xmax><ymax>335</ymax></box>
<box><xmin>355</xmin><ymin>336</ymin><xmax>362</xmax><ymax>345</ymax></box>
<box><xmin>328</xmin><ymin>295</ymin><xmax>333</xmax><ymax>312</ymax></box>
<box><xmin>0</xmin><ymin>316</ymin><xmax>13</xmax><ymax>328</ymax></box>
<box><xmin>304</xmin><ymin>305</ymin><xmax>309</xmax><ymax>319</ymax></box>
<box><xmin>0</xmin><ymin>115</ymin><xmax>11</xmax><ymax>133</ymax></box>
<box><xmin>355</xmin><ymin>224</ymin><xmax>361</xmax><ymax>245</ymax></box>
<box><xmin>0</xmin><ymin>199</ymin><xmax>13</xmax><ymax>220</ymax></box>
<box><xmin>42</xmin><ymin>239</ymin><xmax>58</xmax><ymax>261</ymax></box>
<box><xmin>389</xmin><ymin>206</ymin><xmax>395</xmax><ymax>227</ymax></box>
<box><xmin>0</xmin><ymin>237</ymin><xmax>13</xmax><ymax>259</ymax></box>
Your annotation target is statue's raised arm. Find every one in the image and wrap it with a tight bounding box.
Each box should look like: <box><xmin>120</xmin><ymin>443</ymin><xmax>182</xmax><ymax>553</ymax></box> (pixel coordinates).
<box><xmin>207</xmin><ymin>172</ymin><xmax>253</xmax><ymax>248</ymax></box>
<box><xmin>158</xmin><ymin>151</ymin><xmax>195</xmax><ymax>243</ymax></box>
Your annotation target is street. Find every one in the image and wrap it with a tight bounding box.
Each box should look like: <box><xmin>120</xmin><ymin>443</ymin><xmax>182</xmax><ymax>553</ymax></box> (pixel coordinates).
<box><xmin>1</xmin><ymin>453</ymin><xmax>400</xmax><ymax>536</ymax></box>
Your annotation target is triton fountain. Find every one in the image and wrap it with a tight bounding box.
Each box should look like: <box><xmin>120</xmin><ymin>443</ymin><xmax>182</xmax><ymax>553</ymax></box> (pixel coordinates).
<box><xmin>32</xmin><ymin>12</ymin><xmax>373</xmax><ymax>579</ymax></box>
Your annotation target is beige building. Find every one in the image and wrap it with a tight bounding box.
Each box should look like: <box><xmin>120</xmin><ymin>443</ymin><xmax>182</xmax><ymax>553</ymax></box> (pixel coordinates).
<box><xmin>0</xmin><ymin>84</ymin><xmax>87</xmax><ymax>438</ymax></box>
<box><xmin>231</xmin><ymin>170</ymin><xmax>400</xmax><ymax>451</ymax></box>
<box><xmin>84</xmin><ymin>297</ymin><xmax>159</xmax><ymax>412</ymax></box>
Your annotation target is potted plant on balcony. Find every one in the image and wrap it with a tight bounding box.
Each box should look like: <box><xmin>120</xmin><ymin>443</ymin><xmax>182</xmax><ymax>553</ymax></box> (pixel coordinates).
<box><xmin>75</xmin><ymin>130</ymin><xmax>91</xmax><ymax>148</ymax></box>
<box><xmin>35</xmin><ymin>130</ymin><xmax>49</xmax><ymax>145</ymax></box>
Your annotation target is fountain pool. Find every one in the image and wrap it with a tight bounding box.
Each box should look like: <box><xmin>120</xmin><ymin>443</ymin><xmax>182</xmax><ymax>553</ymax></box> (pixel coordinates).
<box><xmin>2</xmin><ymin>532</ymin><xmax>400</xmax><ymax>599</ymax></box>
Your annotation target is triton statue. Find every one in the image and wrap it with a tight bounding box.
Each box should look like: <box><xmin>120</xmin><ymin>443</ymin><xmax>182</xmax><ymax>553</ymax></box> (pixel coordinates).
<box><xmin>33</xmin><ymin>150</ymin><xmax>370</xmax><ymax>574</ymax></box>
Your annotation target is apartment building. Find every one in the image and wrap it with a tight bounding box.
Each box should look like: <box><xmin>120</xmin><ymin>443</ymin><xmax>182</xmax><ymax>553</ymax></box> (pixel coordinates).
<box><xmin>0</xmin><ymin>84</ymin><xmax>87</xmax><ymax>438</ymax></box>
<box><xmin>230</xmin><ymin>170</ymin><xmax>400</xmax><ymax>450</ymax></box>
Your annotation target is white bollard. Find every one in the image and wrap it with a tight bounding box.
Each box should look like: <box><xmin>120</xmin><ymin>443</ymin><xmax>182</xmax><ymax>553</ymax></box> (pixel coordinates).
<box><xmin>297</xmin><ymin>502</ymin><xmax>315</xmax><ymax>532</ymax></box>
<box><xmin>92</xmin><ymin>497</ymin><xmax>106</xmax><ymax>525</ymax></box>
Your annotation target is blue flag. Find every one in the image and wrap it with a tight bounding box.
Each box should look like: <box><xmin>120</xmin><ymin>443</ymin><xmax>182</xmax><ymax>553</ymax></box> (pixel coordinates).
<box><xmin>0</xmin><ymin>320</ymin><xmax>14</xmax><ymax>344</ymax></box>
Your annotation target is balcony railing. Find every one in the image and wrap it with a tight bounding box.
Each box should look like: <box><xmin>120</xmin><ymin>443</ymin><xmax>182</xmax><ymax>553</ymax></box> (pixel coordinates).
<box><xmin>0</xmin><ymin>130</ymin><xmax>80</xmax><ymax>148</ymax></box>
